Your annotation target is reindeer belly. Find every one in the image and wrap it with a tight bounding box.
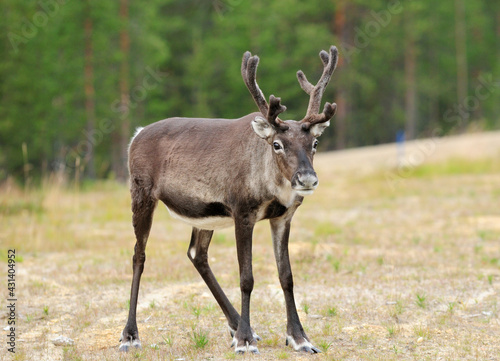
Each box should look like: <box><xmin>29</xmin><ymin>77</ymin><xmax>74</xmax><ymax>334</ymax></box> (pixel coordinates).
<box><xmin>165</xmin><ymin>207</ymin><xmax>235</xmax><ymax>230</ymax></box>
<box><xmin>165</xmin><ymin>199</ymin><xmax>287</xmax><ymax>230</ymax></box>
<box><xmin>160</xmin><ymin>195</ymin><xmax>234</xmax><ymax>230</ymax></box>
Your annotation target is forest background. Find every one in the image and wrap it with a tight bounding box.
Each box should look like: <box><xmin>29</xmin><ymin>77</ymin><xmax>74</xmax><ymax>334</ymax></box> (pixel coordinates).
<box><xmin>1</xmin><ymin>0</ymin><xmax>499</xmax><ymax>182</ymax></box>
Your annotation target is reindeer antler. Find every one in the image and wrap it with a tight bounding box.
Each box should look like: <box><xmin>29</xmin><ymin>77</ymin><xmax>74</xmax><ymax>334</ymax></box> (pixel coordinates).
<box><xmin>242</xmin><ymin>51</ymin><xmax>288</xmax><ymax>131</ymax></box>
<box><xmin>296</xmin><ymin>46</ymin><xmax>338</xmax><ymax>128</ymax></box>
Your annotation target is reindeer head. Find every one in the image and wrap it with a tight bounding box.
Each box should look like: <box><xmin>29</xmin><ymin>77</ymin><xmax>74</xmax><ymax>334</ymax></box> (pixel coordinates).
<box><xmin>242</xmin><ymin>46</ymin><xmax>338</xmax><ymax>196</ymax></box>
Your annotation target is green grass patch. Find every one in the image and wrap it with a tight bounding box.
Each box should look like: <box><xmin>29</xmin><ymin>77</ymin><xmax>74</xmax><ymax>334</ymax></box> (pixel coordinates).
<box><xmin>191</xmin><ymin>329</ymin><xmax>209</xmax><ymax>349</ymax></box>
<box><xmin>0</xmin><ymin>198</ymin><xmax>44</xmax><ymax>215</ymax></box>
<box><xmin>477</xmin><ymin>230</ymin><xmax>500</xmax><ymax>242</ymax></box>
<box><xmin>0</xmin><ymin>250</ymin><xmax>23</xmax><ymax>263</ymax></box>
<box><xmin>276</xmin><ymin>351</ymin><xmax>290</xmax><ymax>359</ymax></box>
<box><xmin>415</xmin><ymin>293</ymin><xmax>427</xmax><ymax>309</ymax></box>
<box><xmin>411</xmin><ymin>157</ymin><xmax>500</xmax><ymax>178</ymax></box>
<box><xmin>314</xmin><ymin>221</ymin><xmax>343</xmax><ymax>237</ymax></box>
<box><xmin>326</xmin><ymin>306</ymin><xmax>338</xmax><ymax>317</ymax></box>
<box><xmin>317</xmin><ymin>339</ymin><xmax>333</xmax><ymax>352</ymax></box>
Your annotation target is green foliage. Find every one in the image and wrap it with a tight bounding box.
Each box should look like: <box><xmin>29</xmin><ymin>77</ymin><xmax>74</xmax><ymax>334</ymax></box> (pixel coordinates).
<box><xmin>327</xmin><ymin>306</ymin><xmax>338</xmax><ymax>317</ymax></box>
<box><xmin>415</xmin><ymin>293</ymin><xmax>427</xmax><ymax>309</ymax></box>
<box><xmin>303</xmin><ymin>302</ymin><xmax>310</xmax><ymax>315</ymax></box>
<box><xmin>191</xmin><ymin>329</ymin><xmax>209</xmax><ymax>349</ymax></box>
<box><xmin>317</xmin><ymin>340</ymin><xmax>333</xmax><ymax>353</ymax></box>
<box><xmin>0</xmin><ymin>0</ymin><xmax>499</xmax><ymax>181</ymax></box>
<box><xmin>161</xmin><ymin>335</ymin><xmax>173</xmax><ymax>347</ymax></box>
<box><xmin>448</xmin><ymin>302</ymin><xmax>457</xmax><ymax>314</ymax></box>
<box><xmin>487</xmin><ymin>275</ymin><xmax>493</xmax><ymax>285</ymax></box>
<box><xmin>191</xmin><ymin>305</ymin><xmax>202</xmax><ymax>318</ymax></box>
<box><xmin>276</xmin><ymin>350</ymin><xmax>290</xmax><ymax>359</ymax></box>
<box><xmin>386</xmin><ymin>324</ymin><xmax>398</xmax><ymax>337</ymax></box>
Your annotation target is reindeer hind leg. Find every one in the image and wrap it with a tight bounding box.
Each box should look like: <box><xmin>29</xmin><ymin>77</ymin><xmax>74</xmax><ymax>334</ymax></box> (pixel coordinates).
<box><xmin>120</xmin><ymin>177</ymin><xmax>157</xmax><ymax>352</ymax></box>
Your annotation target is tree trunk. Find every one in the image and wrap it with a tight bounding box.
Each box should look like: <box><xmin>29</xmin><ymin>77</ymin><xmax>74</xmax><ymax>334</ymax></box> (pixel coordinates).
<box><xmin>454</xmin><ymin>0</ymin><xmax>467</xmax><ymax>116</ymax></box>
<box><xmin>404</xmin><ymin>13</ymin><xmax>417</xmax><ymax>140</ymax></box>
<box><xmin>84</xmin><ymin>0</ymin><xmax>96</xmax><ymax>178</ymax></box>
<box><xmin>112</xmin><ymin>0</ymin><xmax>130</xmax><ymax>181</ymax></box>
<box><xmin>333</xmin><ymin>1</ymin><xmax>348</xmax><ymax>150</ymax></box>
<box><xmin>497</xmin><ymin>7</ymin><xmax>500</xmax><ymax>60</ymax></box>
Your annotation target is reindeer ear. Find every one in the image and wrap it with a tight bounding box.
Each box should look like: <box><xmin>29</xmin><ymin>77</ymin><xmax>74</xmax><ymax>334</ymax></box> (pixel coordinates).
<box><xmin>309</xmin><ymin>120</ymin><xmax>330</xmax><ymax>137</ymax></box>
<box><xmin>251</xmin><ymin>116</ymin><xmax>276</xmax><ymax>140</ymax></box>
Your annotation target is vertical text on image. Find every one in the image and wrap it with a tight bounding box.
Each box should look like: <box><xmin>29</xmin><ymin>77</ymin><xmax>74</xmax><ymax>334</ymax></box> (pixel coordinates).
<box><xmin>6</xmin><ymin>249</ymin><xmax>16</xmax><ymax>353</ymax></box>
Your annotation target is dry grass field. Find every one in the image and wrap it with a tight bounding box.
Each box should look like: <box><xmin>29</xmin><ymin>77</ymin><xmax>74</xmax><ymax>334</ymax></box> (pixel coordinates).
<box><xmin>1</xmin><ymin>131</ymin><xmax>500</xmax><ymax>361</ymax></box>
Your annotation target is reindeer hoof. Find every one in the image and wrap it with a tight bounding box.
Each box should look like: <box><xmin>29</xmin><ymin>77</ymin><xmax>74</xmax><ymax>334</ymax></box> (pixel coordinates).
<box><xmin>248</xmin><ymin>344</ymin><xmax>260</xmax><ymax>354</ymax></box>
<box><xmin>286</xmin><ymin>335</ymin><xmax>321</xmax><ymax>353</ymax></box>
<box><xmin>119</xmin><ymin>340</ymin><xmax>141</xmax><ymax>352</ymax></box>
<box><xmin>235</xmin><ymin>347</ymin><xmax>246</xmax><ymax>354</ymax></box>
<box><xmin>299</xmin><ymin>345</ymin><xmax>321</xmax><ymax>353</ymax></box>
<box><xmin>231</xmin><ymin>335</ymin><xmax>260</xmax><ymax>354</ymax></box>
<box><xmin>119</xmin><ymin>331</ymin><xmax>141</xmax><ymax>352</ymax></box>
<box><xmin>233</xmin><ymin>342</ymin><xmax>260</xmax><ymax>354</ymax></box>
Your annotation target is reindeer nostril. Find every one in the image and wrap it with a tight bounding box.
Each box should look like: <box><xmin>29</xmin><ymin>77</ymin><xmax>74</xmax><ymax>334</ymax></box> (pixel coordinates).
<box><xmin>295</xmin><ymin>172</ymin><xmax>318</xmax><ymax>189</ymax></box>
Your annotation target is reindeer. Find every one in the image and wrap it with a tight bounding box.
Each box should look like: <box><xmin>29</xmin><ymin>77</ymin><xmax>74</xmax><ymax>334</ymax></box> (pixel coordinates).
<box><xmin>119</xmin><ymin>46</ymin><xmax>339</xmax><ymax>354</ymax></box>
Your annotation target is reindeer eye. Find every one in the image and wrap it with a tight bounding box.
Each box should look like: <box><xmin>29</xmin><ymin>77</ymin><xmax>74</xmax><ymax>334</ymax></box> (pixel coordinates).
<box><xmin>313</xmin><ymin>140</ymin><xmax>319</xmax><ymax>149</ymax></box>
<box><xmin>273</xmin><ymin>142</ymin><xmax>282</xmax><ymax>151</ymax></box>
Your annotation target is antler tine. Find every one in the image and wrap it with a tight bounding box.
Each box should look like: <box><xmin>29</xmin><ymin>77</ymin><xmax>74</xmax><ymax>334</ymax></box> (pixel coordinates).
<box><xmin>241</xmin><ymin>51</ymin><xmax>251</xmax><ymax>81</ymax></box>
<box><xmin>319</xmin><ymin>50</ymin><xmax>330</xmax><ymax>67</ymax></box>
<box><xmin>268</xmin><ymin>95</ymin><xmax>289</xmax><ymax>131</ymax></box>
<box><xmin>296</xmin><ymin>70</ymin><xmax>314</xmax><ymax>94</ymax></box>
<box><xmin>323</xmin><ymin>102</ymin><xmax>337</xmax><ymax>120</ymax></box>
<box><xmin>301</xmin><ymin>102</ymin><xmax>337</xmax><ymax>130</ymax></box>
<box><xmin>241</xmin><ymin>52</ymin><xmax>269</xmax><ymax>117</ymax></box>
<box><xmin>297</xmin><ymin>45</ymin><xmax>339</xmax><ymax>121</ymax></box>
<box><xmin>242</xmin><ymin>51</ymin><xmax>288</xmax><ymax>130</ymax></box>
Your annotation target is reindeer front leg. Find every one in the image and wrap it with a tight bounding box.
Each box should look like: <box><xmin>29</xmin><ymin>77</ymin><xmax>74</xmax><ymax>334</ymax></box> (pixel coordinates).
<box><xmin>232</xmin><ymin>214</ymin><xmax>259</xmax><ymax>354</ymax></box>
<box><xmin>270</xmin><ymin>216</ymin><xmax>321</xmax><ymax>353</ymax></box>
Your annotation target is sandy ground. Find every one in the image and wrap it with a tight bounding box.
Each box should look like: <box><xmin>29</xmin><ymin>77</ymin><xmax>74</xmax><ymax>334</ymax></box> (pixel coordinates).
<box><xmin>1</xmin><ymin>131</ymin><xmax>500</xmax><ymax>360</ymax></box>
